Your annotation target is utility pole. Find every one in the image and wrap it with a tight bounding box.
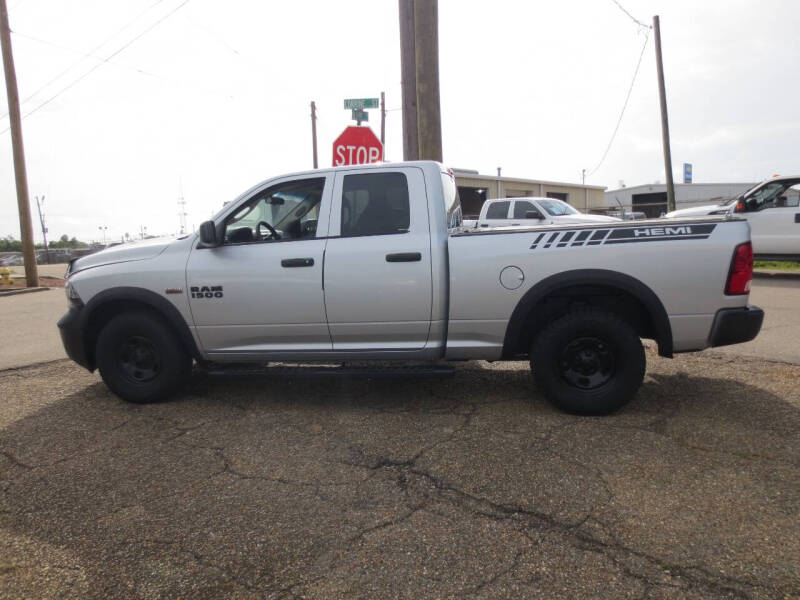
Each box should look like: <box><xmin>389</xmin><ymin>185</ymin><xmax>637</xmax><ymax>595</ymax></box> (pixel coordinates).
<box><xmin>653</xmin><ymin>15</ymin><xmax>675</xmax><ymax>213</ymax></box>
<box><xmin>398</xmin><ymin>0</ymin><xmax>418</xmax><ymax>160</ymax></box>
<box><xmin>310</xmin><ymin>101</ymin><xmax>318</xmax><ymax>169</ymax></box>
<box><xmin>380</xmin><ymin>91</ymin><xmax>386</xmax><ymax>149</ymax></box>
<box><xmin>413</xmin><ymin>0</ymin><xmax>442</xmax><ymax>161</ymax></box>
<box><xmin>35</xmin><ymin>195</ymin><xmax>49</xmax><ymax>264</ymax></box>
<box><xmin>0</xmin><ymin>0</ymin><xmax>38</xmax><ymax>286</ymax></box>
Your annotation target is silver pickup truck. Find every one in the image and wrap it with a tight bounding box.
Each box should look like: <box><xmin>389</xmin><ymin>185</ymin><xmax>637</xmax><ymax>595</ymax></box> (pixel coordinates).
<box><xmin>58</xmin><ymin>161</ymin><xmax>763</xmax><ymax>414</ymax></box>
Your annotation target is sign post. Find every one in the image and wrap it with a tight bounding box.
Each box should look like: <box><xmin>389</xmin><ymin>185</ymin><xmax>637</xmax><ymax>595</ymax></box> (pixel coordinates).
<box><xmin>332</xmin><ymin>126</ymin><xmax>383</xmax><ymax>166</ymax></box>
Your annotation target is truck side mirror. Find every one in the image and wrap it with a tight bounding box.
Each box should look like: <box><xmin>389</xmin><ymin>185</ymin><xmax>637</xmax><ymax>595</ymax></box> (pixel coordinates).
<box><xmin>198</xmin><ymin>220</ymin><xmax>219</xmax><ymax>247</ymax></box>
<box><xmin>525</xmin><ymin>210</ymin><xmax>544</xmax><ymax>220</ymax></box>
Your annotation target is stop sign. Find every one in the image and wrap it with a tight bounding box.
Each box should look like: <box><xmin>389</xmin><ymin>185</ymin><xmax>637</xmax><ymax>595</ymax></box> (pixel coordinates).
<box><xmin>332</xmin><ymin>126</ymin><xmax>383</xmax><ymax>166</ymax></box>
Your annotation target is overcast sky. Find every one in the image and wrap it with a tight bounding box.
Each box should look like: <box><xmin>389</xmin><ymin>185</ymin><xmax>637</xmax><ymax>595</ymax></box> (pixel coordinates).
<box><xmin>1</xmin><ymin>0</ymin><xmax>798</xmax><ymax>243</ymax></box>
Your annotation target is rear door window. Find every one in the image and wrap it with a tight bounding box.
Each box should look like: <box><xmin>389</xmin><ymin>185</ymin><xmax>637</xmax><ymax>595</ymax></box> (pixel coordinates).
<box><xmin>340</xmin><ymin>173</ymin><xmax>410</xmax><ymax>237</ymax></box>
<box><xmin>486</xmin><ymin>201</ymin><xmax>510</xmax><ymax>219</ymax></box>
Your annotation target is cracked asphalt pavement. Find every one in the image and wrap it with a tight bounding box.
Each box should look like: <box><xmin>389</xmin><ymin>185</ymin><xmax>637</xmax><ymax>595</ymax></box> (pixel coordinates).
<box><xmin>1</xmin><ymin>351</ymin><xmax>799</xmax><ymax>599</ymax></box>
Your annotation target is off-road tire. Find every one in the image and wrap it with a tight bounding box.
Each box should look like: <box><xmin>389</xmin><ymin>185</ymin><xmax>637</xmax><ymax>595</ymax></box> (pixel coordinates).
<box><xmin>530</xmin><ymin>308</ymin><xmax>645</xmax><ymax>415</ymax></box>
<box><xmin>96</xmin><ymin>311</ymin><xmax>191</xmax><ymax>404</ymax></box>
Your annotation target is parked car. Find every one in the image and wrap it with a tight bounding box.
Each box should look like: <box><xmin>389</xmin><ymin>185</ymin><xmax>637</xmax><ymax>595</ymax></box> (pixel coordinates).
<box><xmin>664</xmin><ymin>175</ymin><xmax>800</xmax><ymax>260</ymax></box>
<box><xmin>59</xmin><ymin>161</ymin><xmax>762</xmax><ymax>414</ymax></box>
<box><xmin>474</xmin><ymin>197</ymin><xmax>621</xmax><ymax>228</ymax></box>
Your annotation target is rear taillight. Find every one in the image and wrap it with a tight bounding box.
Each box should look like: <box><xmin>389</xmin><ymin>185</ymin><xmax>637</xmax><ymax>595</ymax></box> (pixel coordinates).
<box><xmin>725</xmin><ymin>241</ymin><xmax>753</xmax><ymax>295</ymax></box>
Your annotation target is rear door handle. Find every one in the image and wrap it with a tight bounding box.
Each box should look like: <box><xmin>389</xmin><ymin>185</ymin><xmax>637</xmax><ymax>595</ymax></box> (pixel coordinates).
<box><xmin>386</xmin><ymin>252</ymin><xmax>421</xmax><ymax>262</ymax></box>
<box><xmin>281</xmin><ymin>258</ymin><xmax>314</xmax><ymax>268</ymax></box>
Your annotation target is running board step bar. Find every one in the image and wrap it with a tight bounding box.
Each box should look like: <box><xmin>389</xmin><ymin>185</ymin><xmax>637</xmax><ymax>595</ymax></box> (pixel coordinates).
<box><xmin>205</xmin><ymin>363</ymin><xmax>455</xmax><ymax>379</ymax></box>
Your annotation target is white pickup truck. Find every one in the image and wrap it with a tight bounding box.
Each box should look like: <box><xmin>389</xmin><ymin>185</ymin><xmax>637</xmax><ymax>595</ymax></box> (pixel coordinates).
<box><xmin>59</xmin><ymin>161</ymin><xmax>763</xmax><ymax>414</ymax></box>
<box><xmin>470</xmin><ymin>196</ymin><xmax>621</xmax><ymax>229</ymax></box>
<box><xmin>664</xmin><ymin>175</ymin><xmax>800</xmax><ymax>260</ymax></box>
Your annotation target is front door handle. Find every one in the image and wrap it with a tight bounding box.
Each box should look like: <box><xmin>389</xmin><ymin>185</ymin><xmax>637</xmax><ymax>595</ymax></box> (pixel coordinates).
<box><xmin>281</xmin><ymin>258</ymin><xmax>314</xmax><ymax>268</ymax></box>
<box><xmin>386</xmin><ymin>252</ymin><xmax>421</xmax><ymax>263</ymax></box>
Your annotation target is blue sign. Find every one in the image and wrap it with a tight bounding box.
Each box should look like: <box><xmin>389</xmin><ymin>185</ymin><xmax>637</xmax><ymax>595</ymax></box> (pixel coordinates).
<box><xmin>683</xmin><ymin>163</ymin><xmax>693</xmax><ymax>184</ymax></box>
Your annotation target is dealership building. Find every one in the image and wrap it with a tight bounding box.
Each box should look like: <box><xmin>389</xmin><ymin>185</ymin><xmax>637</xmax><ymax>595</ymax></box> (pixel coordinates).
<box><xmin>453</xmin><ymin>169</ymin><xmax>607</xmax><ymax>220</ymax></box>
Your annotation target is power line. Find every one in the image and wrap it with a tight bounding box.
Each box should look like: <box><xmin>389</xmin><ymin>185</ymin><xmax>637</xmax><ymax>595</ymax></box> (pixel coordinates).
<box><xmin>609</xmin><ymin>0</ymin><xmax>650</xmax><ymax>30</ymax></box>
<box><xmin>0</xmin><ymin>0</ymin><xmax>168</xmax><ymax>120</ymax></box>
<box><xmin>11</xmin><ymin>30</ymin><xmax>158</xmax><ymax>76</ymax></box>
<box><xmin>1</xmin><ymin>0</ymin><xmax>191</xmax><ymax>133</ymax></box>
<box><xmin>11</xmin><ymin>29</ymin><xmax>233</xmax><ymax>100</ymax></box>
<box><xmin>587</xmin><ymin>29</ymin><xmax>650</xmax><ymax>177</ymax></box>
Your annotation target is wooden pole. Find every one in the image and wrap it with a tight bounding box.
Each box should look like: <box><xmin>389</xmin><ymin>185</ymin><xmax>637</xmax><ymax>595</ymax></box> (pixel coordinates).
<box><xmin>0</xmin><ymin>0</ymin><xmax>38</xmax><ymax>286</ymax></box>
<box><xmin>398</xmin><ymin>0</ymin><xmax>418</xmax><ymax>160</ymax></box>
<box><xmin>310</xmin><ymin>101</ymin><xmax>318</xmax><ymax>169</ymax></box>
<box><xmin>653</xmin><ymin>15</ymin><xmax>675</xmax><ymax>212</ymax></box>
<box><xmin>413</xmin><ymin>0</ymin><xmax>442</xmax><ymax>162</ymax></box>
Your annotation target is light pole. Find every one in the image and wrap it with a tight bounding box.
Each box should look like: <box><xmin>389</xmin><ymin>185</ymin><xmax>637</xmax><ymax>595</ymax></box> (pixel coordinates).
<box><xmin>98</xmin><ymin>226</ymin><xmax>107</xmax><ymax>246</ymax></box>
<box><xmin>35</xmin><ymin>195</ymin><xmax>50</xmax><ymax>264</ymax></box>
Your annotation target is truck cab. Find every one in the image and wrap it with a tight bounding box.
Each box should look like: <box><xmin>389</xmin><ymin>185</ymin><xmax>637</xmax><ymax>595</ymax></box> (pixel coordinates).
<box><xmin>189</xmin><ymin>165</ymin><xmax>444</xmax><ymax>357</ymax></box>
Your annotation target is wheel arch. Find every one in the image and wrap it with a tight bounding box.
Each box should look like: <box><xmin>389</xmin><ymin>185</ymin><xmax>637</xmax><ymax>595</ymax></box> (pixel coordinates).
<box><xmin>80</xmin><ymin>287</ymin><xmax>201</xmax><ymax>369</ymax></box>
<box><xmin>501</xmin><ymin>269</ymin><xmax>673</xmax><ymax>359</ymax></box>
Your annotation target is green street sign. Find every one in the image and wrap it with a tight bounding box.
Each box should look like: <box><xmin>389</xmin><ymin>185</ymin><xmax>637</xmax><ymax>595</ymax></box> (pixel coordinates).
<box><xmin>344</xmin><ymin>98</ymin><xmax>379</xmax><ymax>110</ymax></box>
<box><xmin>351</xmin><ymin>108</ymin><xmax>369</xmax><ymax>122</ymax></box>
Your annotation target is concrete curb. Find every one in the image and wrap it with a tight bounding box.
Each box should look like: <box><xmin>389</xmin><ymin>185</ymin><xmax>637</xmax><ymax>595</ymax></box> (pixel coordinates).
<box><xmin>0</xmin><ymin>287</ymin><xmax>52</xmax><ymax>297</ymax></box>
<box><xmin>753</xmin><ymin>270</ymin><xmax>800</xmax><ymax>280</ymax></box>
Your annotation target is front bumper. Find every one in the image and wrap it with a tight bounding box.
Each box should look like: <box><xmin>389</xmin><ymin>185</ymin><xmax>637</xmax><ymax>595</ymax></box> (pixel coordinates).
<box><xmin>57</xmin><ymin>307</ymin><xmax>92</xmax><ymax>370</ymax></box>
<box><xmin>708</xmin><ymin>305</ymin><xmax>764</xmax><ymax>348</ymax></box>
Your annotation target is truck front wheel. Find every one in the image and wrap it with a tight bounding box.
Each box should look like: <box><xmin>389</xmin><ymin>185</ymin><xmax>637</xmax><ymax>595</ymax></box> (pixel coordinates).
<box><xmin>96</xmin><ymin>311</ymin><xmax>191</xmax><ymax>404</ymax></box>
<box><xmin>530</xmin><ymin>308</ymin><xmax>645</xmax><ymax>415</ymax></box>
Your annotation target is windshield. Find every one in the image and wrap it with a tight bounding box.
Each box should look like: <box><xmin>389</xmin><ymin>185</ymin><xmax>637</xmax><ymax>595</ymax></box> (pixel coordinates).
<box><xmin>538</xmin><ymin>199</ymin><xmax>579</xmax><ymax>216</ymax></box>
<box><xmin>742</xmin><ymin>179</ymin><xmax>800</xmax><ymax>210</ymax></box>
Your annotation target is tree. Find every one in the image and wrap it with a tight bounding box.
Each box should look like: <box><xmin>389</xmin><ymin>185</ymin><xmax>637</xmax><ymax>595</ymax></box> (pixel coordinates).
<box><xmin>49</xmin><ymin>234</ymin><xmax>87</xmax><ymax>249</ymax></box>
<box><xmin>0</xmin><ymin>235</ymin><xmax>22</xmax><ymax>252</ymax></box>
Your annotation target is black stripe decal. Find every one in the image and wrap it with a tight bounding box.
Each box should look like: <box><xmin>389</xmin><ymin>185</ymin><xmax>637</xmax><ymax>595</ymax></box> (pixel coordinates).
<box><xmin>529</xmin><ymin>233</ymin><xmax>546</xmax><ymax>249</ymax></box>
<box><xmin>571</xmin><ymin>230</ymin><xmax>591</xmax><ymax>246</ymax></box>
<box><xmin>543</xmin><ymin>232</ymin><xmax>560</xmax><ymax>248</ymax></box>
<box><xmin>527</xmin><ymin>223</ymin><xmax>718</xmax><ymax>251</ymax></box>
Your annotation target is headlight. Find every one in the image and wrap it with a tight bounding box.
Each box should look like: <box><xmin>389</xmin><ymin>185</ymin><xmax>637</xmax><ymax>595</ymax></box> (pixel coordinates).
<box><xmin>65</xmin><ymin>282</ymin><xmax>83</xmax><ymax>308</ymax></box>
<box><xmin>708</xmin><ymin>209</ymin><xmax>730</xmax><ymax>215</ymax></box>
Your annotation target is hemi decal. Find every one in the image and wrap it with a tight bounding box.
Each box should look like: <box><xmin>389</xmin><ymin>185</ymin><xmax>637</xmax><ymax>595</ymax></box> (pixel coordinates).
<box><xmin>528</xmin><ymin>223</ymin><xmax>717</xmax><ymax>251</ymax></box>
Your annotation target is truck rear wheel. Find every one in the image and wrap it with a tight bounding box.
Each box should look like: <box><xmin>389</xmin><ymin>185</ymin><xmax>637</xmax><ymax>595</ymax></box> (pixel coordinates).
<box><xmin>530</xmin><ymin>308</ymin><xmax>645</xmax><ymax>415</ymax></box>
<box><xmin>96</xmin><ymin>311</ymin><xmax>191</xmax><ymax>404</ymax></box>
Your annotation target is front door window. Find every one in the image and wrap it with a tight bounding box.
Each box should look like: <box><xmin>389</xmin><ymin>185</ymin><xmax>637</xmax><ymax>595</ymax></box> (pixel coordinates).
<box><xmin>224</xmin><ymin>178</ymin><xmax>325</xmax><ymax>244</ymax></box>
